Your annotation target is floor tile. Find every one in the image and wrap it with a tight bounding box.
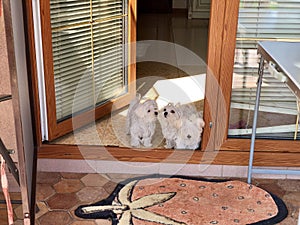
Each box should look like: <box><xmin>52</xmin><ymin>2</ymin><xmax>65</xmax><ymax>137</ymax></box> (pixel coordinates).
<box><xmin>35</xmin><ymin>201</ymin><xmax>49</xmax><ymax>219</ymax></box>
<box><xmin>13</xmin><ymin>204</ymin><xmax>23</xmax><ymax>220</ymax></box>
<box><xmin>76</xmin><ymin>186</ymin><xmax>109</xmax><ymax>203</ymax></box>
<box><xmin>46</xmin><ymin>193</ymin><xmax>79</xmax><ymax>210</ymax></box>
<box><xmin>277</xmin><ymin>179</ymin><xmax>300</xmax><ymax>192</ymax></box>
<box><xmin>70</xmin><ymin>221</ymin><xmax>97</xmax><ymax>225</ymax></box>
<box><xmin>255</xmin><ymin>180</ymin><xmax>286</xmax><ymax>197</ymax></box>
<box><xmin>283</xmin><ymin>192</ymin><xmax>300</xmax><ymax>208</ymax></box>
<box><xmin>36</xmin><ymin>172</ymin><xmax>61</xmax><ymax>185</ymax></box>
<box><xmin>60</xmin><ymin>173</ymin><xmax>87</xmax><ymax>180</ymax></box>
<box><xmin>53</xmin><ymin>179</ymin><xmax>84</xmax><ymax>193</ymax></box>
<box><xmin>102</xmin><ymin>180</ymin><xmax>118</xmax><ymax>194</ymax></box>
<box><xmin>38</xmin><ymin>211</ymin><xmax>72</xmax><ymax>225</ymax></box>
<box><xmin>36</xmin><ymin>183</ymin><xmax>55</xmax><ymax>201</ymax></box>
<box><xmin>81</xmin><ymin>174</ymin><xmax>110</xmax><ymax>187</ymax></box>
<box><xmin>95</xmin><ymin>219</ymin><xmax>112</xmax><ymax>225</ymax></box>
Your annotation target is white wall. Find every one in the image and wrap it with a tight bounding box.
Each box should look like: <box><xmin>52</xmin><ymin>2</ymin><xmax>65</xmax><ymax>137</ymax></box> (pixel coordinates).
<box><xmin>173</xmin><ymin>0</ymin><xmax>187</xmax><ymax>9</ymax></box>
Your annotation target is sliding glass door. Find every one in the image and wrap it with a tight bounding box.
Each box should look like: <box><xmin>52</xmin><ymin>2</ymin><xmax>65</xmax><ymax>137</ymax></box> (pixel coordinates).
<box><xmin>38</xmin><ymin>0</ymin><xmax>136</xmax><ymax>141</ymax></box>
<box><xmin>207</xmin><ymin>0</ymin><xmax>300</xmax><ymax>152</ymax></box>
<box><xmin>228</xmin><ymin>0</ymin><xmax>300</xmax><ymax>140</ymax></box>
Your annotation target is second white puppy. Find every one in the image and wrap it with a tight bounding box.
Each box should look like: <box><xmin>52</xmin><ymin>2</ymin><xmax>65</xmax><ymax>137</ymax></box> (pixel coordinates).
<box><xmin>158</xmin><ymin>102</ymin><xmax>205</xmax><ymax>150</ymax></box>
<box><xmin>175</xmin><ymin>116</ymin><xmax>205</xmax><ymax>150</ymax></box>
<box><xmin>126</xmin><ymin>93</ymin><xmax>158</xmax><ymax>147</ymax></box>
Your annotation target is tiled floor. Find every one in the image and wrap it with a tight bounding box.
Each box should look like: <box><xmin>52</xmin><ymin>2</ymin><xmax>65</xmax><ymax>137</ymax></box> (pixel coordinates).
<box><xmin>1</xmin><ymin>172</ymin><xmax>299</xmax><ymax>224</ymax></box>
<box><xmin>29</xmin><ymin>172</ymin><xmax>298</xmax><ymax>225</ymax></box>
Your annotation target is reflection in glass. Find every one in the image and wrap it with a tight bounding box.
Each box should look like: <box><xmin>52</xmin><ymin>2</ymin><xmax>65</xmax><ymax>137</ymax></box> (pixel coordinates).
<box><xmin>228</xmin><ymin>0</ymin><xmax>300</xmax><ymax>140</ymax></box>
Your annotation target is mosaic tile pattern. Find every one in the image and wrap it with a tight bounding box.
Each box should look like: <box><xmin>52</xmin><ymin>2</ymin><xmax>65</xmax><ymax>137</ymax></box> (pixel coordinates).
<box><xmin>0</xmin><ymin>172</ymin><xmax>299</xmax><ymax>224</ymax></box>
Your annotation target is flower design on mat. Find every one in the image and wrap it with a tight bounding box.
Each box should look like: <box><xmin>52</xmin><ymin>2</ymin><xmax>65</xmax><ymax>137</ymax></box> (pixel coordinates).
<box><xmin>81</xmin><ymin>180</ymin><xmax>186</xmax><ymax>225</ymax></box>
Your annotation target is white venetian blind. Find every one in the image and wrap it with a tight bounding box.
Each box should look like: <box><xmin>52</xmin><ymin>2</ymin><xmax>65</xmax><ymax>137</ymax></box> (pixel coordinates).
<box><xmin>235</xmin><ymin>0</ymin><xmax>300</xmax><ymax>76</ymax></box>
<box><xmin>50</xmin><ymin>0</ymin><xmax>127</xmax><ymax>122</ymax></box>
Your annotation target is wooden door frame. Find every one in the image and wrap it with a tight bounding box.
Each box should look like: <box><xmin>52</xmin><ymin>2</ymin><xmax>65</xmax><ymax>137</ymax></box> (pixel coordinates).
<box><xmin>23</xmin><ymin>0</ymin><xmax>300</xmax><ymax>167</ymax></box>
<box><xmin>201</xmin><ymin>0</ymin><xmax>228</xmax><ymax>152</ymax></box>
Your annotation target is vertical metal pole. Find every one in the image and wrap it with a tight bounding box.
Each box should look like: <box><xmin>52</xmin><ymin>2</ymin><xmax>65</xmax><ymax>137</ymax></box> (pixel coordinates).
<box><xmin>294</xmin><ymin>100</ymin><xmax>300</xmax><ymax>140</ymax></box>
<box><xmin>247</xmin><ymin>57</ymin><xmax>264</xmax><ymax>184</ymax></box>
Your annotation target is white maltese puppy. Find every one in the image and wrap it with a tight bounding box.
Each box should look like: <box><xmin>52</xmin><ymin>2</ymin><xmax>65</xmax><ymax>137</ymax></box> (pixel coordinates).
<box><xmin>158</xmin><ymin>103</ymin><xmax>181</xmax><ymax>149</ymax></box>
<box><xmin>158</xmin><ymin>103</ymin><xmax>205</xmax><ymax>150</ymax></box>
<box><xmin>175</xmin><ymin>116</ymin><xmax>205</xmax><ymax>150</ymax></box>
<box><xmin>126</xmin><ymin>93</ymin><xmax>158</xmax><ymax>147</ymax></box>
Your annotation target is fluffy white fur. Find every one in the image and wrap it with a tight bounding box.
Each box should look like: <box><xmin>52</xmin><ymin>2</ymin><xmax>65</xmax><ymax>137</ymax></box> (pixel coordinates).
<box><xmin>158</xmin><ymin>103</ymin><xmax>205</xmax><ymax>150</ymax></box>
<box><xmin>158</xmin><ymin>103</ymin><xmax>181</xmax><ymax>148</ymax></box>
<box><xmin>175</xmin><ymin>117</ymin><xmax>205</xmax><ymax>150</ymax></box>
<box><xmin>126</xmin><ymin>94</ymin><xmax>158</xmax><ymax>147</ymax></box>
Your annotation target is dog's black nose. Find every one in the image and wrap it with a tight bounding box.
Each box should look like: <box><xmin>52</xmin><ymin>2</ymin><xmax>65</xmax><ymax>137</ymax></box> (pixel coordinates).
<box><xmin>164</xmin><ymin>112</ymin><xmax>168</xmax><ymax>118</ymax></box>
<box><xmin>154</xmin><ymin>111</ymin><xmax>158</xmax><ymax>116</ymax></box>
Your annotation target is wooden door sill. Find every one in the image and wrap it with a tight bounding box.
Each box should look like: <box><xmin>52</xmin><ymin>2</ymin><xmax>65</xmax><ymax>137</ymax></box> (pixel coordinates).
<box><xmin>37</xmin><ymin>144</ymin><xmax>300</xmax><ymax>167</ymax></box>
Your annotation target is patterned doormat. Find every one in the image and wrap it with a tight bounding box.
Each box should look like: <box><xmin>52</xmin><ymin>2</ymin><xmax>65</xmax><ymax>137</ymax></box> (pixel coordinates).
<box><xmin>75</xmin><ymin>175</ymin><xmax>288</xmax><ymax>225</ymax></box>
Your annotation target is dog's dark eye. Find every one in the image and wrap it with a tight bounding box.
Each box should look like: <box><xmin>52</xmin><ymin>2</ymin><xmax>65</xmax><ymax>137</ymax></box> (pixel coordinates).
<box><xmin>170</xmin><ymin>110</ymin><xmax>175</xmax><ymax>114</ymax></box>
<box><xmin>148</xmin><ymin>110</ymin><xmax>151</xmax><ymax>113</ymax></box>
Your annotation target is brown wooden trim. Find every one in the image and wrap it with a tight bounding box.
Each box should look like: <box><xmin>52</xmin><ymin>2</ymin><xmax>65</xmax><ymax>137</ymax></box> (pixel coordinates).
<box><xmin>128</xmin><ymin>0</ymin><xmax>137</xmax><ymax>96</ymax></box>
<box><xmin>38</xmin><ymin>144</ymin><xmax>300</xmax><ymax>167</ymax></box>
<box><xmin>202</xmin><ymin>0</ymin><xmax>226</xmax><ymax>151</ymax></box>
<box><xmin>221</xmin><ymin>138</ymin><xmax>300</xmax><ymax>153</ymax></box>
<box><xmin>23</xmin><ymin>0</ymin><xmax>43</xmax><ymax>148</ymax></box>
<box><xmin>39</xmin><ymin>0</ymin><xmax>57</xmax><ymax>139</ymax></box>
<box><xmin>215</xmin><ymin>0</ymin><xmax>240</xmax><ymax>147</ymax></box>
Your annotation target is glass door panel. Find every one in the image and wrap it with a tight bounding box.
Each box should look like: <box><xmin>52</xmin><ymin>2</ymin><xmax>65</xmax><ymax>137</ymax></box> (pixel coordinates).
<box><xmin>39</xmin><ymin>0</ymin><xmax>134</xmax><ymax>141</ymax></box>
<box><xmin>228</xmin><ymin>0</ymin><xmax>300</xmax><ymax>140</ymax></box>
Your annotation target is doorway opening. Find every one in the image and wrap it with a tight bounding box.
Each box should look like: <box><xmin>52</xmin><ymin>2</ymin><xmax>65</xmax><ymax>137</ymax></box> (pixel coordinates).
<box><xmin>50</xmin><ymin>0</ymin><xmax>210</xmax><ymax>150</ymax></box>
